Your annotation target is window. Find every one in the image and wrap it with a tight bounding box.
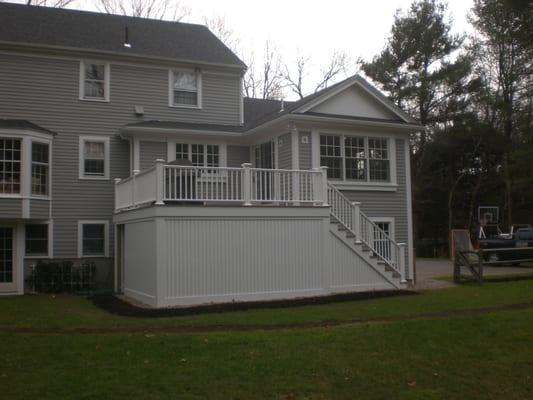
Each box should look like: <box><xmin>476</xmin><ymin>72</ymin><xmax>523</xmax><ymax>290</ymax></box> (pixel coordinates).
<box><xmin>79</xmin><ymin>221</ymin><xmax>108</xmax><ymax>257</ymax></box>
<box><xmin>25</xmin><ymin>224</ymin><xmax>48</xmax><ymax>256</ymax></box>
<box><xmin>319</xmin><ymin>134</ymin><xmax>391</xmax><ymax>182</ymax></box>
<box><xmin>80</xmin><ymin>62</ymin><xmax>109</xmax><ymax>101</ymax></box>
<box><xmin>170</xmin><ymin>69</ymin><xmax>200</xmax><ymax>107</ymax></box>
<box><xmin>0</xmin><ymin>138</ymin><xmax>21</xmax><ymax>194</ymax></box>
<box><xmin>175</xmin><ymin>143</ymin><xmax>220</xmax><ymax>168</ymax></box>
<box><xmin>31</xmin><ymin>142</ymin><xmax>49</xmax><ymax>196</ymax></box>
<box><xmin>79</xmin><ymin>137</ymin><xmax>110</xmax><ymax>179</ymax></box>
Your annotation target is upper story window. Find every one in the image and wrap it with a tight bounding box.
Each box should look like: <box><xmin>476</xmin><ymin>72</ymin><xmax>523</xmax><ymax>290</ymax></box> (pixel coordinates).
<box><xmin>31</xmin><ymin>142</ymin><xmax>49</xmax><ymax>196</ymax></box>
<box><xmin>0</xmin><ymin>138</ymin><xmax>21</xmax><ymax>194</ymax></box>
<box><xmin>79</xmin><ymin>136</ymin><xmax>110</xmax><ymax>180</ymax></box>
<box><xmin>169</xmin><ymin>69</ymin><xmax>201</xmax><ymax>108</ymax></box>
<box><xmin>175</xmin><ymin>143</ymin><xmax>220</xmax><ymax>167</ymax></box>
<box><xmin>80</xmin><ymin>61</ymin><xmax>110</xmax><ymax>101</ymax></box>
<box><xmin>320</xmin><ymin>134</ymin><xmax>391</xmax><ymax>182</ymax></box>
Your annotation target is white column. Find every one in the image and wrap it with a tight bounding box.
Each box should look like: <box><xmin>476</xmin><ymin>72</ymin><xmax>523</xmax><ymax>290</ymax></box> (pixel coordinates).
<box><xmin>21</xmin><ymin>136</ymin><xmax>32</xmax><ymax>218</ymax></box>
<box><xmin>242</xmin><ymin>163</ymin><xmax>252</xmax><ymax>206</ymax></box>
<box><xmin>132</xmin><ymin>137</ymin><xmax>140</xmax><ymax>174</ymax></box>
<box><xmin>399</xmin><ymin>243</ymin><xmax>407</xmax><ymax>283</ymax></box>
<box><xmin>320</xmin><ymin>166</ymin><xmax>328</xmax><ymax>206</ymax></box>
<box><xmin>154</xmin><ymin>159</ymin><xmax>165</xmax><ymax>205</ymax></box>
<box><xmin>352</xmin><ymin>201</ymin><xmax>361</xmax><ymax>242</ymax></box>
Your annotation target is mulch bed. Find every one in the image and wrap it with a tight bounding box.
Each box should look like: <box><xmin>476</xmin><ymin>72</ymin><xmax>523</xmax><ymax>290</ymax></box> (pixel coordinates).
<box><xmin>90</xmin><ymin>290</ymin><xmax>417</xmax><ymax>318</ymax></box>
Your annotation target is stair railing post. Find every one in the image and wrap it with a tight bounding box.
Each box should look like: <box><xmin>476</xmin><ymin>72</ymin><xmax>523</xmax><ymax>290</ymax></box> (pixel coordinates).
<box><xmin>352</xmin><ymin>201</ymin><xmax>361</xmax><ymax>243</ymax></box>
<box><xmin>242</xmin><ymin>163</ymin><xmax>252</xmax><ymax>206</ymax></box>
<box><xmin>398</xmin><ymin>243</ymin><xmax>407</xmax><ymax>283</ymax></box>
<box><xmin>320</xmin><ymin>166</ymin><xmax>329</xmax><ymax>206</ymax></box>
<box><xmin>155</xmin><ymin>159</ymin><xmax>165</xmax><ymax>205</ymax></box>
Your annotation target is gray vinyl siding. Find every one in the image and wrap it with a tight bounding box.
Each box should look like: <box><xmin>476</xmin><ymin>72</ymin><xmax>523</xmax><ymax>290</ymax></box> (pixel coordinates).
<box><xmin>29</xmin><ymin>199</ymin><xmax>50</xmax><ymax>220</ymax></box>
<box><xmin>0</xmin><ymin>199</ymin><xmax>22</xmax><ymax>219</ymax></box>
<box><xmin>340</xmin><ymin>138</ymin><xmax>409</xmax><ymax>266</ymax></box>
<box><xmin>227</xmin><ymin>145</ymin><xmax>249</xmax><ymax>167</ymax></box>
<box><xmin>0</xmin><ymin>51</ymin><xmax>242</xmax><ymax>258</ymax></box>
<box><xmin>299</xmin><ymin>131</ymin><xmax>312</xmax><ymax>170</ymax></box>
<box><xmin>140</xmin><ymin>141</ymin><xmax>167</xmax><ymax>171</ymax></box>
<box><xmin>278</xmin><ymin>133</ymin><xmax>292</xmax><ymax>169</ymax></box>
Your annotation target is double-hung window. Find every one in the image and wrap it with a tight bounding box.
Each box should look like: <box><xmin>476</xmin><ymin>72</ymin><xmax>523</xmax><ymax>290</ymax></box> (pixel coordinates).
<box><xmin>170</xmin><ymin>69</ymin><xmax>201</xmax><ymax>107</ymax></box>
<box><xmin>175</xmin><ymin>143</ymin><xmax>220</xmax><ymax>168</ymax></box>
<box><xmin>25</xmin><ymin>224</ymin><xmax>49</xmax><ymax>256</ymax></box>
<box><xmin>319</xmin><ymin>134</ymin><xmax>391</xmax><ymax>183</ymax></box>
<box><xmin>80</xmin><ymin>62</ymin><xmax>109</xmax><ymax>101</ymax></box>
<box><xmin>79</xmin><ymin>221</ymin><xmax>108</xmax><ymax>258</ymax></box>
<box><xmin>79</xmin><ymin>137</ymin><xmax>110</xmax><ymax>179</ymax></box>
<box><xmin>0</xmin><ymin>138</ymin><xmax>21</xmax><ymax>194</ymax></box>
<box><xmin>31</xmin><ymin>142</ymin><xmax>49</xmax><ymax>196</ymax></box>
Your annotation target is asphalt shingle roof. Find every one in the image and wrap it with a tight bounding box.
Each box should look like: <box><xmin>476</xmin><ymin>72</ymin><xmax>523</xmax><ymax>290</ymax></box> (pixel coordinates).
<box><xmin>0</xmin><ymin>119</ymin><xmax>56</xmax><ymax>135</ymax></box>
<box><xmin>0</xmin><ymin>3</ymin><xmax>245</xmax><ymax>68</ymax></box>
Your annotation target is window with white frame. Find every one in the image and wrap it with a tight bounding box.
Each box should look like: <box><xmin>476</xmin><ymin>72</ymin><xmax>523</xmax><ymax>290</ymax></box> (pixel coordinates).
<box><xmin>320</xmin><ymin>134</ymin><xmax>391</xmax><ymax>182</ymax></box>
<box><xmin>170</xmin><ymin>69</ymin><xmax>200</xmax><ymax>107</ymax></box>
<box><xmin>175</xmin><ymin>143</ymin><xmax>220</xmax><ymax>167</ymax></box>
<box><xmin>80</xmin><ymin>62</ymin><xmax>109</xmax><ymax>101</ymax></box>
<box><xmin>31</xmin><ymin>142</ymin><xmax>49</xmax><ymax>196</ymax></box>
<box><xmin>25</xmin><ymin>224</ymin><xmax>48</xmax><ymax>256</ymax></box>
<box><xmin>79</xmin><ymin>221</ymin><xmax>108</xmax><ymax>257</ymax></box>
<box><xmin>79</xmin><ymin>137</ymin><xmax>109</xmax><ymax>179</ymax></box>
<box><xmin>0</xmin><ymin>138</ymin><xmax>21</xmax><ymax>194</ymax></box>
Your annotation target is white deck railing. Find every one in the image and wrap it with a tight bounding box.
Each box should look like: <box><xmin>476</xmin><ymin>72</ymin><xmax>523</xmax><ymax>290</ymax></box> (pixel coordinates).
<box><xmin>327</xmin><ymin>183</ymin><xmax>408</xmax><ymax>282</ymax></box>
<box><xmin>115</xmin><ymin>160</ymin><xmax>329</xmax><ymax>210</ymax></box>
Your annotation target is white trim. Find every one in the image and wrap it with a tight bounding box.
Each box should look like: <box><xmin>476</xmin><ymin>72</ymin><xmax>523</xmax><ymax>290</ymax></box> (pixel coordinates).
<box><xmin>168</xmin><ymin>68</ymin><xmax>202</xmax><ymax>109</ymax></box>
<box><xmin>404</xmin><ymin>137</ymin><xmax>415</xmax><ymax>282</ymax></box>
<box><xmin>77</xmin><ymin>220</ymin><xmax>110</xmax><ymax>258</ymax></box>
<box><xmin>79</xmin><ymin>60</ymin><xmax>110</xmax><ymax>102</ymax></box>
<box><xmin>239</xmin><ymin>76</ymin><xmax>244</xmax><ymax>124</ymax></box>
<box><xmin>78</xmin><ymin>135</ymin><xmax>111</xmax><ymax>180</ymax></box>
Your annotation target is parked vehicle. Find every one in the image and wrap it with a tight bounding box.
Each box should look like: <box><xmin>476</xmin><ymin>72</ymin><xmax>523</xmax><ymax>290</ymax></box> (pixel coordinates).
<box><xmin>478</xmin><ymin>228</ymin><xmax>533</xmax><ymax>265</ymax></box>
<box><xmin>498</xmin><ymin>224</ymin><xmax>532</xmax><ymax>239</ymax></box>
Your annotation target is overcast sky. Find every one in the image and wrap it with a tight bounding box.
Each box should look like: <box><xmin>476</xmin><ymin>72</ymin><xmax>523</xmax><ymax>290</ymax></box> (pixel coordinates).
<box><xmin>12</xmin><ymin>0</ymin><xmax>475</xmax><ymax>98</ymax></box>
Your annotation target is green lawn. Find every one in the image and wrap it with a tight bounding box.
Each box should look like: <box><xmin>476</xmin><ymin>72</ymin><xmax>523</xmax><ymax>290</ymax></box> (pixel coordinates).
<box><xmin>1</xmin><ymin>281</ymin><xmax>533</xmax><ymax>399</ymax></box>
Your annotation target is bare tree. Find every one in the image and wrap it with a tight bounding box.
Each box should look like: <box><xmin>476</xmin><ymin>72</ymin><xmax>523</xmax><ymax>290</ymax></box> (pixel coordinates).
<box><xmin>241</xmin><ymin>42</ymin><xmax>284</xmax><ymax>100</ymax></box>
<box><xmin>95</xmin><ymin>0</ymin><xmax>190</xmax><ymax>21</ymax></box>
<box><xmin>283</xmin><ymin>50</ymin><xmax>350</xmax><ymax>99</ymax></box>
<box><xmin>203</xmin><ymin>15</ymin><xmax>239</xmax><ymax>52</ymax></box>
<box><xmin>26</xmin><ymin>0</ymin><xmax>77</xmax><ymax>7</ymax></box>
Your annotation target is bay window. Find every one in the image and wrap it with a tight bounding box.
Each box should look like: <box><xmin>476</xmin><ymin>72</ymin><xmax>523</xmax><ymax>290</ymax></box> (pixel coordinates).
<box><xmin>320</xmin><ymin>134</ymin><xmax>391</xmax><ymax>183</ymax></box>
<box><xmin>0</xmin><ymin>138</ymin><xmax>21</xmax><ymax>194</ymax></box>
<box><xmin>31</xmin><ymin>142</ymin><xmax>49</xmax><ymax>195</ymax></box>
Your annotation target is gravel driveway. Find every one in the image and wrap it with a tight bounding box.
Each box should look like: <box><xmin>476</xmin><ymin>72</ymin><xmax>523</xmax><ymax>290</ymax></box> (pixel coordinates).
<box><xmin>414</xmin><ymin>258</ymin><xmax>533</xmax><ymax>290</ymax></box>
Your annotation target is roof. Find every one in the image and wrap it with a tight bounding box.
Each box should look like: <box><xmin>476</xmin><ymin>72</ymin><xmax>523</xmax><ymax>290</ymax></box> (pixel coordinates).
<box><xmin>123</xmin><ymin>120</ymin><xmax>245</xmax><ymax>133</ymax></box>
<box><xmin>0</xmin><ymin>3</ymin><xmax>245</xmax><ymax>68</ymax></box>
<box><xmin>0</xmin><ymin>119</ymin><xmax>56</xmax><ymax>135</ymax></box>
<box><xmin>243</xmin><ymin>75</ymin><xmax>421</xmax><ymax>130</ymax></box>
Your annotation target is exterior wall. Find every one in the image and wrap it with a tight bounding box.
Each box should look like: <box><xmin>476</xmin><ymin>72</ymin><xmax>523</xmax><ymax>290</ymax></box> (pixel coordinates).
<box><xmin>277</xmin><ymin>133</ymin><xmax>292</xmax><ymax>169</ymax></box>
<box><xmin>299</xmin><ymin>131</ymin><xmax>312</xmax><ymax>170</ymax></box>
<box><xmin>0</xmin><ymin>50</ymin><xmax>242</xmax><ymax>262</ymax></box>
<box><xmin>140</xmin><ymin>141</ymin><xmax>166</xmax><ymax>171</ymax></box>
<box><xmin>115</xmin><ymin>206</ymin><xmax>397</xmax><ymax>307</ymax></box>
<box><xmin>227</xmin><ymin>145</ymin><xmax>249</xmax><ymax>167</ymax></box>
<box><xmin>29</xmin><ymin>199</ymin><xmax>50</xmax><ymax>220</ymax></box>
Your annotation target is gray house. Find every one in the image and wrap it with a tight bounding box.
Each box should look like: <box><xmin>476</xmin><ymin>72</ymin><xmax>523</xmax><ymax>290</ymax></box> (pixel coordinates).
<box><xmin>0</xmin><ymin>3</ymin><xmax>421</xmax><ymax>306</ymax></box>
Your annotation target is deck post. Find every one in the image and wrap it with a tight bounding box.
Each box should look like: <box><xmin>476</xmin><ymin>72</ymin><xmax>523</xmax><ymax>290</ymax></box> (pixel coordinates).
<box><xmin>155</xmin><ymin>159</ymin><xmax>165</xmax><ymax>205</ymax></box>
<box><xmin>132</xmin><ymin>169</ymin><xmax>139</xmax><ymax>206</ymax></box>
<box><xmin>320</xmin><ymin>166</ymin><xmax>329</xmax><ymax>206</ymax></box>
<box><xmin>242</xmin><ymin>163</ymin><xmax>252</xmax><ymax>206</ymax></box>
<box><xmin>351</xmin><ymin>201</ymin><xmax>361</xmax><ymax>242</ymax></box>
<box><xmin>398</xmin><ymin>243</ymin><xmax>407</xmax><ymax>283</ymax></box>
<box><xmin>114</xmin><ymin>178</ymin><xmax>121</xmax><ymax>211</ymax></box>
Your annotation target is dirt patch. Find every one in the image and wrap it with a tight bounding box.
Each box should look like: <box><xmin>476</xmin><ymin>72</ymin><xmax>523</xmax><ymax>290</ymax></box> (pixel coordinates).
<box><xmin>90</xmin><ymin>290</ymin><xmax>417</xmax><ymax>318</ymax></box>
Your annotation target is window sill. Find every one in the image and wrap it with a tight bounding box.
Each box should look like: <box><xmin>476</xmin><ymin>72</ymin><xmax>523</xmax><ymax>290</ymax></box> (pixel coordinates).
<box><xmin>0</xmin><ymin>194</ymin><xmax>51</xmax><ymax>200</ymax></box>
<box><xmin>79</xmin><ymin>97</ymin><xmax>110</xmax><ymax>103</ymax></box>
<box><xmin>168</xmin><ymin>104</ymin><xmax>202</xmax><ymax>110</ymax></box>
<box><xmin>78</xmin><ymin>176</ymin><xmax>110</xmax><ymax>181</ymax></box>
<box><xmin>330</xmin><ymin>181</ymin><xmax>398</xmax><ymax>192</ymax></box>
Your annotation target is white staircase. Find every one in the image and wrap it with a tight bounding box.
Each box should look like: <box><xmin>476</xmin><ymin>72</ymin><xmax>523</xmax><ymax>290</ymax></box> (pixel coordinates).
<box><xmin>327</xmin><ymin>183</ymin><xmax>409</xmax><ymax>289</ymax></box>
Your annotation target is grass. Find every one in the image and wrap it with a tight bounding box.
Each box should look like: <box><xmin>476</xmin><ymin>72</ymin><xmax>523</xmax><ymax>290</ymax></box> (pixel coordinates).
<box><xmin>1</xmin><ymin>281</ymin><xmax>533</xmax><ymax>399</ymax></box>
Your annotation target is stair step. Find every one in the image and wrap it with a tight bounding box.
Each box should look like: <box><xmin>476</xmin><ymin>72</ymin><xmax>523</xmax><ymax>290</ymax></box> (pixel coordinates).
<box><xmin>345</xmin><ymin>232</ymin><xmax>355</xmax><ymax>238</ymax></box>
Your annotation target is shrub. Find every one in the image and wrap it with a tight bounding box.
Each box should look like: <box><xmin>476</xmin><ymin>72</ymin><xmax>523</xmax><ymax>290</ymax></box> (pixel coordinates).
<box><xmin>27</xmin><ymin>260</ymin><xmax>96</xmax><ymax>293</ymax></box>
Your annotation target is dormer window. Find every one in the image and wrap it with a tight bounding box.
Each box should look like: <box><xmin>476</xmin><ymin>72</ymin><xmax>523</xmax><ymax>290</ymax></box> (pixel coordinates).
<box><xmin>80</xmin><ymin>61</ymin><xmax>110</xmax><ymax>101</ymax></box>
<box><xmin>169</xmin><ymin>69</ymin><xmax>201</xmax><ymax>108</ymax></box>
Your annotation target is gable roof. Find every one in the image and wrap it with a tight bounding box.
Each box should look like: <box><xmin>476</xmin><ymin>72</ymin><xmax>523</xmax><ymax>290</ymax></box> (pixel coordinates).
<box><xmin>243</xmin><ymin>75</ymin><xmax>421</xmax><ymax>131</ymax></box>
<box><xmin>0</xmin><ymin>2</ymin><xmax>245</xmax><ymax>68</ymax></box>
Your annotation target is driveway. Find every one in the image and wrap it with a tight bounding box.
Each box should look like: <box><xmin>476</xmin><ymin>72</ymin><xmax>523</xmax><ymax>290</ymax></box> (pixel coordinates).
<box><xmin>414</xmin><ymin>258</ymin><xmax>533</xmax><ymax>290</ymax></box>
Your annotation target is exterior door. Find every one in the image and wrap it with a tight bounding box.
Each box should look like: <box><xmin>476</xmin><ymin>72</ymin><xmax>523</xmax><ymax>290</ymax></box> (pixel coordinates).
<box><xmin>0</xmin><ymin>226</ymin><xmax>15</xmax><ymax>293</ymax></box>
<box><xmin>254</xmin><ymin>141</ymin><xmax>275</xmax><ymax>200</ymax></box>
